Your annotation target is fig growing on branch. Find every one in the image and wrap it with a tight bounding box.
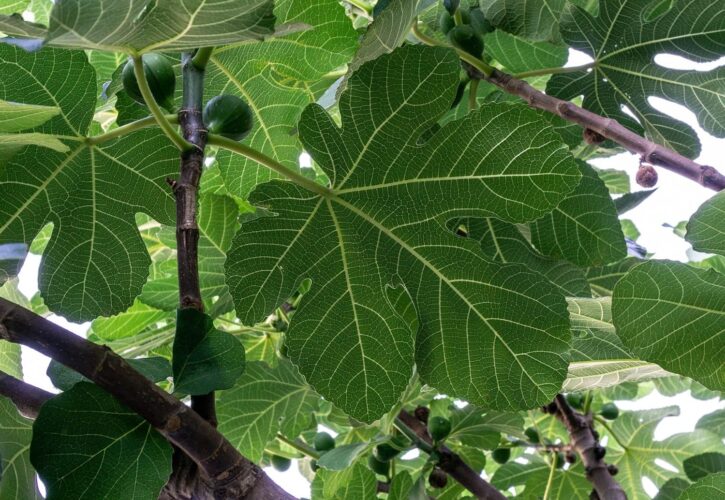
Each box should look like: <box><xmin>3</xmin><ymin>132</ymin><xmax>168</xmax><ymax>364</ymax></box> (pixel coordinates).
<box><xmin>492</xmin><ymin>447</ymin><xmax>511</xmax><ymax>464</ymax></box>
<box><xmin>271</xmin><ymin>455</ymin><xmax>291</xmax><ymax>472</ymax></box>
<box><xmin>600</xmin><ymin>402</ymin><xmax>619</xmax><ymax>420</ymax></box>
<box><xmin>313</xmin><ymin>432</ymin><xmax>335</xmax><ymax>452</ymax></box>
<box><xmin>203</xmin><ymin>94</ymin><xmax>254</xmax><ymax>141</ymax></box>
<box><xmin>122</xmin><ymin>53</ymin><xmax>176</xmax><ymax>112</ymax></box>
<box><xmin>428</xmin><ymin>416</ymin><xmax>452</xmax><ymax>442</ymax></box>
<box><xmin>448</xmin><ymin>25</ymin><xmax>484</xmax><ymax>58</ymax></box>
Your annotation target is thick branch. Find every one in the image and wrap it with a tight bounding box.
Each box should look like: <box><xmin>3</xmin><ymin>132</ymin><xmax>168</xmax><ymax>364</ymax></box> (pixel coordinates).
<box><xmin>0</xmin><ymin>370</ymin><xmax>52</xmax><ymax>418</ymax></box>
<box><xmin>478</xmin><ymin>67</ymin><xmax>725</xmax><ymax>191</ymax></box>
<box><xmin>552</xmin><ymin>395</ymin><xmax>627</xmax><ymax>500</ymax></box>
<box><xmin>397</xmin><ymin>410</ymin><xmax>506</xmax><ymax>500</ymax></box>
<box><xmin>0</xmin><ymin>299</ymin><xmax>294</xmax><ymax>500</ymax></box>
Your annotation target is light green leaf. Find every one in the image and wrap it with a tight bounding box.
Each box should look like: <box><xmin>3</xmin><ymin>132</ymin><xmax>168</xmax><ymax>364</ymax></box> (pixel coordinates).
<box><xmin>531</xmin><ymin>161</ymin><xmax>626</xmax><ymax>266</ymax></box>
<box><xmin>606</xmin><ymin>407</ymin><xmax>725</xmax><ymax>500</ymax></box>
<box><xmin>0</xmin><ymin>399</ymin><xmax>42</xmax><ymax>500</ymax></box>
<box><xmin>678</xmin><ymin>473</ymin><xmax>725</xmax><ymax>500</ymax></box>
<box><xmin>39</xmin><ymin>0</ymin><xmax>275</xmax><ymax>52</ymax></box>
<box><xmin>463</xmin><ymin>217</ymin><xmax>591</xmax><ymax>297</ymax></box>
<box><xmin>317</xmin><ymin>443</ymin><xmax>371</xmax><ymax>471</ymax></box>
<box><xmin>548</xmin><ymin>0</ymin><xmax>725</xmax><ymax>158</ymax></box>
<box><xmin>0</xmin><ymin>13</ymin><xmax>46</xmax><ymax>38</ymax></box>
<box><xmin>173</xmin><ymin>309</ymin><xmax>245</xmax><ymax>395</ymax></box>
<box><xmin>318</xmin><ymin>461</ymin><xmax>378</xmax><ymax>500</ymax></box>
<box><xmin>0</xmin><ymin>132</ymin><xmax>68</xmax><ymax>153</ymax></box>
<box><xmin>596</xmin><ymin>167</ymin><xmax>631</xmax><ymax>194</ymax></box>
<box><xmin>140</xmin><ymin>194</ymin><xmax>239</xmax><ymax>315</ymax></box>
<box><xmin>492</xmin><ymin>455</ymin><xmax>591</xmax><ymax>498</ymax></box>
<box><xmin>697</xmin><ymin>410</ymin><xmax>725</xmax><ymax>436</ymax></box>
<box><xmin>484</xmin><ymin>30</ymin><xmax>568</xmax><ymax>74</ymax></box>
<box><xmin>613</xmin><ymin>261</ymin><xmax>725</xmax><ymax>391</ymax></box>
<box><xmin>209</xmin><ymin>0</ymin><xmax>358</xmax><ymax>199</ymax></box>
<box><xmin>685</xmin><ymin>453</ymin><xmax>725</xmax><ymax>481</ymax></box>
<box><xmin>30</xmin><ymin>383</ymin><xmax>172</xmax><ymax>499</ymax></box>
<box><xmin>90</xmin><ymin>299</ymin><xmax>169</xmax><ymax>341</ymax></box>
<box><xmin>387</xmin><ymin>472</ymin><xmax>415</xmax><ymax>500</ymax></box>
<box><xmin>0</xmin><ymin>0</ymin><xmax>29</xmax><ymax>15</ymax></box>
<box><xmin>687</xmin><ymin>191</ymin><xmax>725</xmax><ymax>257</ymax></box>
<box><xmin>564</xmin><ymin>297</ymin><xmax>668</xmax><ymax>391</ymax></box>
<box><xmin>226</xmin><ymin>45</ymin><xmax>578</xmax><ymax>420</ymax></box>
<box><xmin>449</xmin><ymin>406</ymin><xmax>525</xmax><ymax>449</ymax></box>
<box><xmin>479</xmin><ymin>0</ymin><xmax>566</xmax><ymax>42</ymax></box>
<box><xmin>0</xmin><ymin>45</ymin><xmax>177</xmax><ymax>321</ymax></box>
<box><xmin>217</xmin><ymin>359</ymin><xmax>316</xmax><ymax>463</ymax></box>
<box><xmin>0</xmin><ymin>100</ymin><xmax>59</xmax><ymax>132</ymax></box>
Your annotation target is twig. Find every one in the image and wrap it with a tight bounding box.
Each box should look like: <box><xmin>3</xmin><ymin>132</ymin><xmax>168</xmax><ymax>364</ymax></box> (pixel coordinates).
<box><xmin>276</xmin><ymin>433</ymin><xmax>320</xmax><ymax>460</ymax></box>
<box><xmin>0</xmin><ymin>370</ymin><xmax>52</xmax><ymax>418</ymax></box>
<box><xmin>0</xmin><ymin>298</ymin><xmax>293</xmax><ymax>499</ymax></box>
<box><xmin>593</xmin><ymin>415</ymin><xmax>628</xmax><ymax>451</ymax></box>
<box><xmin>85</xmin><ymin>114</ymin><xmax>178</xmax><ymax>145</ymax></box>
<box><xmin>411</xmin><ymin>23</ymin><xmax>725</xmax><ymax>191</ymax></box>
<box><xmin>396</xmin><ymin>410</ymin><xmax>506</xmax><ymax>500</ymax></box>
<box><xmin>552</xmin><ymin>395</ymin><xmax>627</xmax><ymax>500</ymax></box>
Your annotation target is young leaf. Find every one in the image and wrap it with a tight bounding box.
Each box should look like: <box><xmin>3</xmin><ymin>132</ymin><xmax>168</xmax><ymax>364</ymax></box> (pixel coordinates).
<box><xmin>0</xmin><ymin>399</ymin><xmax>41</xmax><ymax>500</ymax></box>
<box><xmin>209</xmin><ymin>0</ymin><xmax>358</xmax><ymax>199</ymax></box>
<box><xmin>531</xmin><ymin>161</ymin><xmax>627</xmax><ymax>267</ymax></box>
<box><xmin>605</xmin><ymin>407</ymin><xmax>725</xmax><ymax>500</ymax></box>
<box><xmin>613</xmin><ymin>261</ymin><xmax>725</xmax><ymax>392</ymax></box>
<box><xmin>217</xmin><ymin>359</ymin><xmax>317</xmax><ymax>463</ymax></box>
<box><xmin>226</xmin><ymin>46</ymin><xmax>580</xmax><ymax>420</ymax></box>
<box><xmin>30</xmin><ymin>383</ymin><xmax>172</xmax><ymax>499</ymax></box>
<box><xmin>686</xmin><ymin>191</ymin><xmax>725</xmax><ymax>257</ymax></box>
<box><xmin>0</xmin><ymin>45</ymin><xmax>177</xmax><ymax>321</ymax></box>
<box><xmin>548</xmin><ymin>0</ymin><xmax>725</xmax><ymax>158</ymax></box>
<box><xmin>173</xmin><ymin>309</ymin><xmax>245</xmax><ymax>395</ymax></box>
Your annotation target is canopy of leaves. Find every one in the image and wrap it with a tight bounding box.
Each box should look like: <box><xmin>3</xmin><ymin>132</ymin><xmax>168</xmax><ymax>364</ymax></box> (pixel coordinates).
<box><xmin>548</xmin><ymin>0</ymin><xmax>725</xmax><ymax>158</ymax></box>
<box><xmin>226</xmin><ymin>44</ymin><xmax>580</xmax><ymax>421</ymax></box>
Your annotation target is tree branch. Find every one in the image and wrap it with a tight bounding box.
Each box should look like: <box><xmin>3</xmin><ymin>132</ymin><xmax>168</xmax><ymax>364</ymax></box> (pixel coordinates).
<box><xmin>0</xmin><ymin>370</ymin><xmax>52</xmax><ymax>419</ymax></box>
<box><xmin>411</xmin><ymin>22</ymin><xmax>725</xmax><ymax>191</ymax></box>
<box><xmin>552</xmin><ymin>395</ymin><xmax>627</xmax><ymax>500</ymax></box>
<box><xmin>0</xmin><ymin>298</ymin><xmax>294</xmax><ymax>500</ymax></box>
<box><xmin>396</xmin><ymin>410</ymin><xmax>506</xmax><ymax>500</ymax></box>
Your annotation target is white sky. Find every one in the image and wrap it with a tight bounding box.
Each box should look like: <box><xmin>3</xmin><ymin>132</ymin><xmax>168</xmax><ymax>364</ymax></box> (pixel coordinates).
<box><xmin>9</xmin><ymin>50</ymin><xmax>725</xmax><ymax>498</ymax></box>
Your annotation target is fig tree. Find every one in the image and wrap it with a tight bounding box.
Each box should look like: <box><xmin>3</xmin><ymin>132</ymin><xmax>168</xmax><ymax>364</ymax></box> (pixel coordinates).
<box><xmin>203</xmin><ymin>94</ymin><xmax>254</xmax><ymax>141</ymax></box>
<box><xmin>122</xmin><ymin>53</ymin><xmax>176</xmax><ymax>112</ymax></box>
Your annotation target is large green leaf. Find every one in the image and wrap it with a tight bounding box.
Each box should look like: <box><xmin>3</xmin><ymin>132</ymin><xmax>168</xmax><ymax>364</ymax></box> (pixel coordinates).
<box><xmin>684</xmin><ymin>453</ymin><xmax>725</xmax><ymax>481</ymax></box>
<box><xmin>564</xmin><ymin>297</ymin><xmax>668</xmax><ymax>391</ymax></box>
<box><xmin>316</xmin><ymin>461</ymin><xmax>378</xmax><ymax>500</ymax></box>
<box><xmin>0</xmin><ymin>0</ymin><xmax>29</xmax><ymax>15</ymax></box>
<box><xmin>208</xmin><ymin>0</ymin><xmax>358</xmax><ymax>199</ymax></box>
<box><xmin>30</xmin><ymin>383</ymin><xmax>172</xmax><ymax>499</ymax></box>
<box><xmin>479</xmin><ymin>0</ymin><xmax>566</xmax><ymax>42</ymax></box>
<box><xmin>0</xmin><ymin>399</ymin><xmax>42</xmax><ymax>500</ymax></box>
<box><xmin>217</xmin><ymin>359</ymin><xmax>317</xmax><ymax>463</ymax></box>
<box><xmin>548</xmin><ymin>0</ymin><xmax>725</xmax><ymax>158</ymax></box>
<box><xmin>679</xmin><ymin>473</ymin><xmax>725</xmax><ymax>500</ymax></box>
<box><xmin>484</xmin><ymin>30</ymin><xmax>568</xmax><ymax>74</ymax></box>
<box><xmin>448</xmin><ymin>406</ymin><xmax>525</xmax><ymax>449</ymax></box>
<box><xmin>0</xmin><ymin>100</ymin><xmax>59</xmax><ymax>132</ymax></box>
<box><xmin>0</xmin><ymin>45</ymin><xmax>177</xmax><ymax>321</ymax></box>
<box><xmin>492</xmin><ymin>455</ymin><xmax>591</xmax><ymax>499</ymax></box>
<box><xmin>226</xmin><ymin>45</ymin><xmax>579</xmax><ymax>420</ymax></box>
<box><xmin>90</xmin><ymin>299</ymin><xmax>169</xmax><ymax>341</ymax></box>
<box><xmin>531</xmin><ymin>161</ymin><xmax>626</xmax><ymax>267</ymax></box>
<box><xmin>613</xmin><ymin>261</ymin><xmax>725</xmax><ymax>392</ymax></box>
<box><xmin>463</xmin><ymin>217</ymin><xmax>591</xmax><ymax>297</ymax></box>
<box><xmin>585</xmin><ymin>257</ymin><xmax>641</xmax><ymax>297</ymax></box>
<box><xmin>687</xmin><ymin>192</ymin><xmax>725</xmax><ymax>257</ymax></box>
<box><xmin>606</xmin><ymin>407</ymin><xmax>725</xmax><ymax>500</ymax></box>
<box><xmin>4</xmin><ymin>0</ymin><xmax>276</xmax><ymax>52</ymax></box>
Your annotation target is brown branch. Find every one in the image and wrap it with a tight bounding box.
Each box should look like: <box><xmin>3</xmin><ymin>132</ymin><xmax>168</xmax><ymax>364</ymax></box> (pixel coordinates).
<box><xmin>0</xmin><ymin>298</ymin><xmax>294</xmax><ymax>500</ymax></box>
<box><xmin>467</xmin><ymin>66</ymin><xmax>725</xmax><ymax>191</ymax></box>
<box><xmin>397</xmin><ymin>410</ymin><xmax>506</xmax><ymax>500</ymax></box>
<box><xmin>552</xmin><ymin>395</ymin><xmax>627</xmax><ymax>500</ymax></box>
<box><xmin>0</xmin><ymin>370</ymin><xmax>52</xmax><ymax>418</ymax></box>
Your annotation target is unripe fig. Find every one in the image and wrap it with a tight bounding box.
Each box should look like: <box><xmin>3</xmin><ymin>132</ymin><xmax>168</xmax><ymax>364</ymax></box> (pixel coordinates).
<box><xmin>469</xmin><ymin>8</ymin><xmax>494</xmax><ymax>36</ymax></box>
<box><xmin>203</xmin><ymin>94</ymin><xmax>254</xmax><ymax>141</ymax></box>
<box><xmin>313</xmin><ymin>432</ymin><xmax>335</xmax><ymax>452</ymax></box>
<box><xmin>428</xmin><ymin>416</ymin><xmax>452</xmax><ymax>442</ymax></box>
<box><xmin>554</xmin><ymin>451</ymin><xmax>565</xmax><ymax>469</ymax></box>
<box><xmin>524</xmin><ymin>427</ymin><xmax>540</xmax><ymax>444</ymax></box>
<box><xmin>600</xmin><ymin>402</ymin><xmax>619</xmax><ymax>420</ymax></box>
<box><xmin>368</xmin><ymin>454</ymin><xmax>390</xmax><ymax>476</ymax></box>
<box><xmin>492</xmin><ymin>447</ymin><xmax>511</xmax><ymax>464</ymax></box>
<box><xmin>429</xmin><ymin>467</ymin><xmax>448</xmax><ymax>488</ymax></box>
<box><xmin>448</xmin><ymin>25</ymin><xmax>484</xmax><ymax>58</ymax></box>
<box><xmin>122</xmin><ymin>53</ymin><xmax>176</xmax><ymax>112</ymax></box>
<box><xmin>271</xmin><ymin>455</ymin><xmax>291</xmax><ymax>471</ymax></box>
<box><xmin>374</xmin><ymin>443</ymin><xmax>400</xmax><ymax>462</ymax></box>
<box><xmin>566</xmin><ymin>392</ymin><xmax>584</xmax><ymax>410</ymax></box>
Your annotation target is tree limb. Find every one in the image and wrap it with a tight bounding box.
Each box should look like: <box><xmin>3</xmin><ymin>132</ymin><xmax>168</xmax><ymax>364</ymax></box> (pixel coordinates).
<box><xmin>473</xmin><ymin>67</ymin><xmax>725</xmax><ymax>191</ymax></box>
<box><xmin>397</xmin><ymin>409</ymin><xmax>506</xmax><ymax>500</ymax></box>
<box><xmin>552</xmin><ymin>395</ymin><xmax>627</xmax><ymax>500</ymax></box>
<box><xmin>0</xmin><ymin>370</ymin><xmax>52</xmax><ymax>418</ymax></box>
<box><xmin>0</xmin><ymin>298</ymin><xmax>294</xmax><ymax>500</ymax></box>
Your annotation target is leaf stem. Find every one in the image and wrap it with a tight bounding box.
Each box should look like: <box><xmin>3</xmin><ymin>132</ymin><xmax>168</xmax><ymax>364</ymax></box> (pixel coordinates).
<box><xmin>131</xmin><ymin>55</ymin><xmax>191</xmax><ymax>151</ymax></box>
<box><xmin>85</xmin><ymin>115</ymin><xmax>178</xmax><ymax>145</ymax></box>
<box><xmin>411</xmin><ymin>20</ymin><xmax>493</xmax><ymax>77</ymax></box>
<box><xmin>276</xmin><ymin>433</ymin><xmax>320</xmax><ymax>459</ymax></box>
<box><xmin>191</xmin><ymin>47</ymin><xmax>214</xmax><ymax>71</ymax></box>
<box><xmin>468</xmin><ymin>79</ymin><xmax>479</xmax><ymax>111</ymax></box>
<box><xmin>513</xmin><ymin>62</ymin><xmax>595</xmax><ymax>79</ymax></box>
<box><xmin>593</xmin><ymin>415</ymin><xmax>628</xmax><ymax>450</ymax></box>
<box><xmin>543</xmin><ymin>452</ymin><xmax>557</xmax><ymax>500</ymax></box>
<box><xmin>207</xmin><ymin>134</ymin><xmax>334</xmax><ymax>197</ymax></box>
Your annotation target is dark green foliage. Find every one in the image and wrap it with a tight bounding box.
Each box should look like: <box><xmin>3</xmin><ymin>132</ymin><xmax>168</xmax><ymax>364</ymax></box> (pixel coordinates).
<box><xmin>368</xmin><ymin>454</ymin><xmax>390</xmax><ymax>476</ymax></box>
